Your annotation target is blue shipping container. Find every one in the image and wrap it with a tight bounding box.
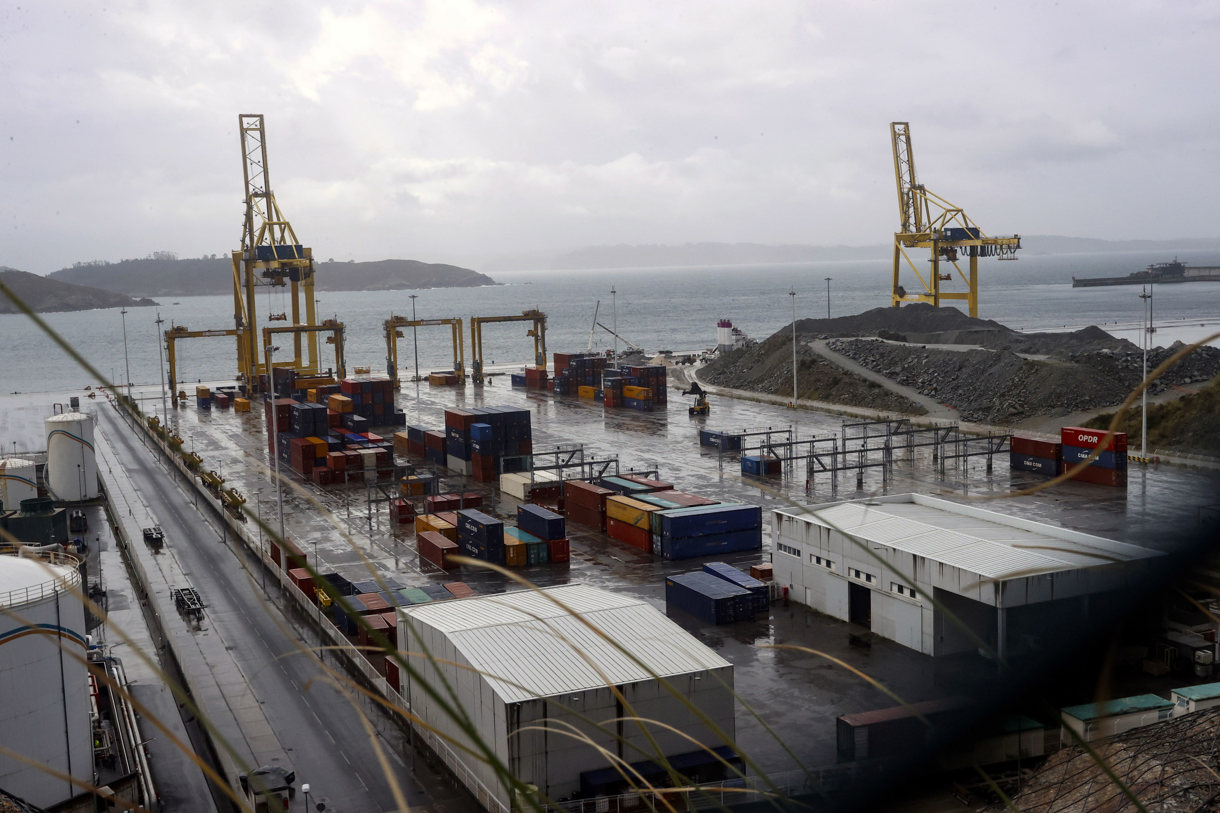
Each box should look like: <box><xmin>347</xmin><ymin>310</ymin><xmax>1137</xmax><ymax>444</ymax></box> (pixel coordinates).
<box><xmin>665</xmin><ymin>572</ymin><xmax>755</xmax><ymax>625</ymax></box>
<box><xmin>517</xmin><ymin>503</ymin><xmax>566</xmax><ymax>540</ymax></box>
<box><xmin>1009</xmin><ymin>453</ymin><xmax>1058</xmax><ymax>476</ymax></box>
<box><xmin>657</xmin><ymin>528</ymin><xmax>762</xmax><ymax>560</ymax></box>
<box><xmin>702</xmin><ymin>562</ymin><xmax>770</xmax><ymax>613</ymax></box>
<box><xmin>655</xmin><ymin>504</ymin><xmax>762</xmax><ymax>540</ymax></box>
<box><xmin>1062</xmin><ymin>445</ymin><xmax>1127</xmax><ymax>470</ymax></box>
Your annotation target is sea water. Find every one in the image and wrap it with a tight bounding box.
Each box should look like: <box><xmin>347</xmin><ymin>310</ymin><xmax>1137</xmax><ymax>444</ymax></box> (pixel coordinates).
<box><xmin>2</xmin><ymin>248</ymin><xmax>1218</xmax><ymax>395</ymax></box>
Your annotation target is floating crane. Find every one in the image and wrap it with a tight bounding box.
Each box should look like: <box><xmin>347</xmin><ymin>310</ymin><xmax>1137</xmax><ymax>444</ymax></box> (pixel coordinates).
<box><xmin>890</xmin><ymin>122</ymin><xmax>1021</xmax><ymax>318</ymax></box>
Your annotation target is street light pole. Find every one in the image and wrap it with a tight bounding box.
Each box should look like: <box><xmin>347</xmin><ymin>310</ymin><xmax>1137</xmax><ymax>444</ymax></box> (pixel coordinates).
<box><xmin>120</xmin><ymin>307</ymin><xmax>132</xmax><ymax>403</ymax></box>
<box><xmin>265</xmin><ymin>345</ymin><xmax>287</xmax><ymax>547</ymax></box>
<box><xmin>824</xmin><ymin>277</ymin><xmax>832</xmax><ymax>320</ymax></box>
<box><xmin>1139</xmin><ymin>285</ymin><xmax>1153</xmax><ymax>460</ymax></box>
<box><xmin>789</xmin><ymin>288</ymin><xmax>798</xmax><ymax>407</ymax></box>
<box><xmin>610</xmin><ymin>285</ymin><xmax>618</xmax><ymax>366</ymax></box>
<box><xmin>253</xmin><ymin>488</ymin><xmax>265</xmax><ymax>590</ymax></box>
<box><xmin>409</xmin><ymin>294</ymin><xmax>420</xmax><ymax>383</ymax></box>
<box><xmin>155</xmin><ymin>311</ymin><xmax>168</xmax><ymax>422</ymax></box>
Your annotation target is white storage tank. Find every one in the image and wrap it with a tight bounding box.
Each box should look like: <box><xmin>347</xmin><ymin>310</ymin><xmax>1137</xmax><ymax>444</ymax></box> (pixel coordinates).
<box><xmin>0</xmin><ymin>458</ymin><xmax>37</xmax><ymax>508</ymax></box>
<box><xmin>0</xmin><ymin>551</ymin><xmax>92</xmax><ymax>807</ymax></box>
<box><xmin>44</xmin><ymin>413</ymin><xmax>98</xmax><ymax>502</ymax></box>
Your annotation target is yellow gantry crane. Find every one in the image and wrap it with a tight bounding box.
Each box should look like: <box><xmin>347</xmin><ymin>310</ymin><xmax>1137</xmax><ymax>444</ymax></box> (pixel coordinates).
<box><xmin>890</xmin><ymin>122</ymin><xmax>1021</xmax><ymax>317</ymax></box>
<box><xmin>469</xmin><ymin>310</ymin><xmax>547</xmax><ymax>384</ymax></box>
<box><xmin>384</xmin><ymin>315</ymin><xmax>465</xmax><ymax>386</ymax></box>
<box><xmin>231</xmin><ymin>114</ymin><xmax>327</xmax><ymax>392</ymax></box>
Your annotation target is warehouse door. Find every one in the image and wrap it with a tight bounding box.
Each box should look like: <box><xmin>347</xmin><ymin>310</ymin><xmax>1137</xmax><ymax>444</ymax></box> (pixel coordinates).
<box><xmin>849</xmin><ymin>583</ymin><xmax>871</xmax><ymax>627</ymax></box>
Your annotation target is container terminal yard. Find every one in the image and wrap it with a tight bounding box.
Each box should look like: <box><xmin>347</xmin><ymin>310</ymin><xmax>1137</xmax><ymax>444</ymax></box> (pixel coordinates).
<box><xmin>3</xmin><ymin>117</ymin><xmax>1219</xmax><ymax>812</ymax></box>
<box><xmin>1</xmin><ymin>363</ymin><xmax>1218</xmax><ymax>812</ymax></box>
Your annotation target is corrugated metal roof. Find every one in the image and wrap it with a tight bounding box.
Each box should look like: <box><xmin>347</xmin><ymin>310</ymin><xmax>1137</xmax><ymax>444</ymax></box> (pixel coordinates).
<box><xmin>401</xmin><ymin>584</ymin><xmax>731</xmax><ymax>703</ymax></box>
<box><xmin>780</xmin><ymin>494</ymin><xmax>1159</xmax><ymax>581</ymax></box>
<box><xmin>1061</xmin><ymin>694</ymin><xmax>1173</xmax><ymax>721</ymax></box>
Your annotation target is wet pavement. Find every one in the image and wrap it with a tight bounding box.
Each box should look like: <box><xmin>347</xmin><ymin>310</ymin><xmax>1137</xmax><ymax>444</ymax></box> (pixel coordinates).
<box><xmin>4</xmin><ymin>376</ymin><xmax>1218</xmax><ymax>798</ymax></box>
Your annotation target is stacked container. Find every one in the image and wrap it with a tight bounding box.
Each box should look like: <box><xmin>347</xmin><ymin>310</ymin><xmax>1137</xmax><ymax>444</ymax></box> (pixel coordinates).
<box><xmin>517</xmin><ymin>504</ymin><xmax>570</xmax><ymax>563</ymax></box>
<box><xmin>415</xmin><ymin>513</ymin><xmax>458</xmax><ymax>541</ymax></box>
<box><xmin>1060</xmin><ymin>426</ymin><xmax>1128</xmax><ymax>487</ymax></box>
<box><xmin>604</xmin><ymin>495</ymin><xmax>660</xmax><ymax>552</ymax></box>
<box><xmin>443</xmin><ymin>406</ymin><xmax>533</xmax><ymax>481</ymax></box>
<box><xmin>665</xmin><ymin>571</ymin><xmax>755</xmax><ymax>625</ymax></box>
<box><xmin>703</xmin><ymin>562</ymin><xmax>770</xmax><ymax>614</ymax></box>
<box><xmin>338</xmin><ymin>376</ymin><xmax>405</xmax><ymax>428</ymax></box>
<box><xmin>1010</xmin><ymin>435</ymin><xmax>1063</xmax><ymax>476</ymax></box>
<box><xmin>563</xmin><ymin>479</ymin><xmax>614</xmax><ymax>530</ymax></box>
<box><xmin>196</xmin><ymin>385</ymin><xmax>212</xmax><ymax>410</ymax></box>
<box><xmin>456</xmin><ymin>508</ymin><xmax>506</xmax><ymax>566</ymax></box>
<box><xmin>651</xmin><ymin>503</ymin><xmax>763</xmax><ymax>560</ymax></box>
<box><xmin>418</xmin><ymin>529</ymin><xmax>460</xmax><ymax>570</ymax></box>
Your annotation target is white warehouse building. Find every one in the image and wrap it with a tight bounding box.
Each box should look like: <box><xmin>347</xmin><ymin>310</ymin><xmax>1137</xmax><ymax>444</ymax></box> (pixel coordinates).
<box><xmin>771</xmin><ymin>493</ymin><xmax>1161</xmax><ymax>659</ymax></box>
<box><xmin>395</xmin><ymin>584</ymin><xmax>736</xmax><ymax>812</ymax></box>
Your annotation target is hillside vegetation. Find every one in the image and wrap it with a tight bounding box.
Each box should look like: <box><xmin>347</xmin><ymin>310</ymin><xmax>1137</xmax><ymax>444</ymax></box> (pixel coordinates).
<box><xmin>1085</xmin><ymin>375</ymin><xmax>1220</xmax><ymax>455</ymax></box>
<box><xmin>45</xmin><ymin>255</ymin><xmax>494</xmax><ymax>297</ymax></box>
<box><xmin>0</xmin><ymin>269</ymin><xmax>156</xmax><ymax>314</ymax></box>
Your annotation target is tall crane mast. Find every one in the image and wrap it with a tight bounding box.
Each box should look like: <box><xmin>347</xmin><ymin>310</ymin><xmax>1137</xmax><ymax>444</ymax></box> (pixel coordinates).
<box><xmin>890</xmin><ymin>122</ymin><xmax>1021</xmax><ymax>318</ymax></box>
<box><xmin>231</xmin><ymin>114</ymin><xmax>321</xmax><ymax>392</ymax></box>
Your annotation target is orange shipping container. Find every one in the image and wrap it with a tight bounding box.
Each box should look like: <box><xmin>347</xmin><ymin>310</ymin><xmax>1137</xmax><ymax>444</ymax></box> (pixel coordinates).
<box><xmin>605</xmin><ymin>495</ymin><xmax>659</xmax><ymax>530</ymax></box>
<box><xmin>622</xmin><ymin>385</ymin><xmax>652</xmax><ymax>400</ymax></box>
<box><xmin>505</xmin><ymin>540</ymin><xmax>527</xmax><ymax>567</ymax></box>
<box><xmin>328</xmin><ymin>393</ymin><xmax>354</xmax><ymax>413</ymax></box>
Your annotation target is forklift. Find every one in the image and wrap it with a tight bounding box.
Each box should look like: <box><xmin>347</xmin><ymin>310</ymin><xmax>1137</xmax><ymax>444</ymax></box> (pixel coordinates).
<box><xmin>682</xmin><ymin>382</ymin><xmax>709</xmax><ymax>416</ymax></box>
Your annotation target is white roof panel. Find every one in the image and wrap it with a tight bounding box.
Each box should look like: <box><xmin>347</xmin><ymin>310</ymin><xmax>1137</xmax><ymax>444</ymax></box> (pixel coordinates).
<box><xmin>780</xmin><ymin>494</ymin><xmax>1159</xmax><ymax>582</ymax></box>
<box><xmin>402</xmin><ymin>585</ymin><xmax>731</xmax><ymax>703</ymax></box>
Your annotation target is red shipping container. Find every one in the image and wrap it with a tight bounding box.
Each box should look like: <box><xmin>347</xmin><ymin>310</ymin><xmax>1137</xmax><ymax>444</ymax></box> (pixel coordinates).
<box><xmin>547</xmin><ymin>538</ymin><xmax>570</xmax><ymax>563</ymax></box>
<box><xmin>287</xmin><ymin>567</ymin><xmax>316</xmax><ymax>602</ymax></box>
<box><xmin>327</xmin><ymin>451</ymin><xmax>347</xmax><ymax>471</ymax></box>
<box><xmin>436</xmin><ymin>510</ymin><xmax>459</xmax><ymax>527</ymax></box>
<box><xmin>1061</xmin><ymin>426</ymin><xmax>1127</xmax><ymax>452</ymax></box>
<box><xmin>1010</xmin><ymin>435</ymin><xmax>1062</xmax><ymax>459</ymax></box>
<box><xmin>356</xmin><ymin>592</ymin><xmax>391</xmax><ymax>614</ymax></box>
<box><xmin>606</xmin><ymin>517</ymin><xmax>652</xmax><ymax>552</ymax></box>
<box><xmin>444</xmin><ymin>408</ymin><xmax>477</xmax><ymax>431</ymax></box>
<box><xmin>312</xmin><ymin>467</ymin><xmax>333</xmax><ymax>486</ymax></box>
<box><xmin>384</xmin><ymin>657</ymin><xmax>400</xmax><ymax>691</ymax></box>
<box><xmin>425</xmin><ymin>430</ymin><xmax>446</xmax><ymax>450</ymax></box>
<box><xmin>281</xmin><ymin>537</ymin><xmax>307</xmax><ymax>571</ymax></box>
<box><xmin>564</xmin><ymin>479</ymin><xmax>614</xmax><ymax>510</ymax></box>
<box><xmin>569</xmin><ymin>504</ymin><xmax>604</xmax><ymax>530</ymax></box>
<box><xmin>379</xmin><ymin>611</ymin><xmax>399</xmax><ymax>648</ymax></box>
<box><xmin>1060</xmin><ymin>461</ymin><xmax>1128</xmax><ymax>487</ymax></box>
<box><xmin>419</xmin><ymin>530</ymin><xmax>460</xmax><ymax>569</ymax></box>
<box><xmin>358</xmin><ymin>612</ymin><xmax>392</xmax><ymax>648</ymax></box>
<box><xmin>618</xmin><ymin>474</ymin><xmax>673</xmax><ymax>492</ymax></box>
<box><xmin>444</xmin><ymin>581</ymin><xmax>476</xmax><ymax>598</ymax></box>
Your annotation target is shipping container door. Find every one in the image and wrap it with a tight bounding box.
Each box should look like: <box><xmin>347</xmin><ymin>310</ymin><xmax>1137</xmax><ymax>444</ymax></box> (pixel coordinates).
<box><xmin>849</xmin><ymin>582</ymin><xmax>871</xmax><ymax>627</ymax></box>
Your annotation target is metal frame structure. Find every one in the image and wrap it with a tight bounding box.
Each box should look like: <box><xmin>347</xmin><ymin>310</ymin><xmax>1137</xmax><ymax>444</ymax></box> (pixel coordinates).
<box><xmin>469</xmin><ymin>310</ymin><xmax>547</xmax><ymax>384</ymax></box>
<box><xmin>384</xmin><ymin>316</ymin><xmax>465</xmax><ymax>386</ymax></box>
<box><xmin>231</xmin><ymin>114</ymin><xmax>320</xmax><ymax>392</ymax></box>
<box><xmin>165</xmin><ymin>325</ymin><xmax>240</xmax><ymax>406</ymax></box>
<box><xmin>261</xmin><ymin>322</ymin><xmax>347</xmax><ymax>392</ymax></box>
<box><xmin>890</xmin><ymin>122</ymin><xmax>1021</xmax><ymax>317</ymax></box>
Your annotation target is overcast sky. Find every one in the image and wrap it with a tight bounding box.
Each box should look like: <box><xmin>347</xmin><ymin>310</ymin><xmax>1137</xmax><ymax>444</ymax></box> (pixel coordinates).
<box><xmin>2</xmin><ymin>1</ymin><xmax>1217</xmax><ymax>274</ymax></box>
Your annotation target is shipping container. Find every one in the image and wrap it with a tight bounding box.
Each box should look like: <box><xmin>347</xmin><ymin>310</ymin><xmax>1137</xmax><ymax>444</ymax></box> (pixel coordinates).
<box><xmin>741</xmin><ymin>455</ymin><xmax>782</xmax><ymax>476</ymax></box>
<box><xmin>657</xmin><ymin>529</ymin><xmax>763</xmax><ymax>560</ymax></box>
<box><xmin>516</xmin><ymin>503</ymin><xmax>566</xmax><ymax>540</ymax></box>
<box><xmin>605</xmin><ymin>495</ymin><xmax>661</xmax><ymax>530</ymax></box>
<box><xmin>504</xmin><ymin>539</ymin><xmax>527</xmax><ymax>567</ymax></box>
<box><xmin>1061</xmin><ymin>426</ymin><xmax>1127</xmax><ymax>452</ymax></box>
<box><xmin>836</xmin><ymin>698</ymin><xmax>972</xmax><ymax>762</ymax></box>
<box><xmin>1061</xmin><ymin>445</ymin><xmax>1127</xmax><ymax>470</ymax></box>
<box><xmin>1010</xmin><ymin>435</ymin><xmax>1062</xmax><ymax>459</ymax></box>
<box><xmin>665</xmin><ymin>571</ymin><xmax>755</xmax><ymax>625</ymax></box>
<box><xmin>443</xmin><ymin>581</ymin><xmax>477</xmax><ymax>598</ymax></box>
<box><xmin>546</xmin><ymin>538</ymin><xmax>571</xmax><ymax>563</ymax></box>
<box><xmin>653</xmin><ymin>503</ymin><xmax>762</xmax><ymax>540</ymax></box>
<box><xmin>702</xmin><ymin>562</ymin><xmax>770</xmax><ymax>613</ymax></box>
<box><xmin>398</xmin><ymin>586</ymin><xmax>433</xmax><ymax>605</ymax></box>
<box><xmin>606</xmin><ymin>516</ymin><xmax>652</xmax><ymax>551</ymax></box>
<box><xmin>418</xmin><ymin>530</ymin><xmax>459</xmax><ymax>569</ymax></box>
<box><xmin>749</xmin><ymin>562</ymin><xmax>773</xmax><ymax>582</ymax></box>
<box><xmin>1009</xmin><ymin>454</ymin><xmax>1058</xmax><ymax>476</ymax></box>
<box><xmin>1060</xmin><ymin>461</ymin><xmax>1128</xmax><ymax>487</ymax></box>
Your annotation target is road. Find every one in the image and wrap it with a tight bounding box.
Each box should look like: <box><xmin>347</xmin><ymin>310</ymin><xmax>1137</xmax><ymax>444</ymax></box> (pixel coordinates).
<box><xmin>97</xmin><ymin>405</ymin><xmax>472</xmax><ymax>813</ymax></box>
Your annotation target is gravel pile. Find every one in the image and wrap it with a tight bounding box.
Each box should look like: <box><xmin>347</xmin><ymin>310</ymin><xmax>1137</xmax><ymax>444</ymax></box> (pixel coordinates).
<box><xmin>704</xmin><ymin>304</ymin><xmax>1220</xmax><ymax>426</ymax></box>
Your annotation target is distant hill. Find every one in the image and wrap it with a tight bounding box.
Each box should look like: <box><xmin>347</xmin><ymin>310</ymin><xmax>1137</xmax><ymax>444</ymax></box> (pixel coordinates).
<box><xmin>0</xmin><ymin>269</ymin><xmax>156</xmax><ymax>314</ymax></box>
<box><xmin>480</xmin><ymin>236</ymin><xmax>1220</xmax><ymax>271</ymax></box>
<box><xmin>45</xmin><ymin>256</ymin><xmax>495</xmax><ymax>297</ymax></box>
